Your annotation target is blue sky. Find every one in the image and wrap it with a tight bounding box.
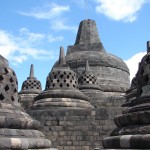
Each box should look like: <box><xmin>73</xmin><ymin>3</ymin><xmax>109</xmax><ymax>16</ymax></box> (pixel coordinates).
<box><xmin>0</xmin><ymin>0</ymin><xmax>150</xmax><ymax>91</ymax></box>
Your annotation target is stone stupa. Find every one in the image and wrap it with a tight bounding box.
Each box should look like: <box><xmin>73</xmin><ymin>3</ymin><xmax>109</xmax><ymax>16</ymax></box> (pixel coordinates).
<box><xmin>32</xmin><ymin>46</ymin><xmax>94</xmax><ymax>109</ymax></box>
<box><xmin>19</xmin><ymin>64</ymin><xmax>42</xmax><ymax>109</ymax></box>
<box><xmin>78</xmin><ymin>60</ymin><xmax>103</xmax><ymax>107</ymax></box>
<box><xmin>65</xmin><ymin>19</ymin><xmax>130</xmax><ymax>93</ymax></box>
<box><xmin>0</xmin><ymin>55</ymin><xmax>51</xmax><ymax>149</ymax></box>
<box><xmin>103</xmin><ymin>41</ymin><xmax>150</xmax><ymax>149</ymax></box>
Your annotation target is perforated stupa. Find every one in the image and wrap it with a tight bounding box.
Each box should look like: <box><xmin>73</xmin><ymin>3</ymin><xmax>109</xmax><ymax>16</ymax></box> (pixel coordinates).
<box><xmin>32</xmin><ymin>47</ymin><xmax>94</xmax><ymax>109</ymax></box>
<box><xmin>0</xmin><ymin>55</ymin><xmax>51</xmax><ymax>149</ymax></box>
<box><xmin>19</xmin><ymin>64</ymin><xmax>42</xmax><ymax>109</ymax></box>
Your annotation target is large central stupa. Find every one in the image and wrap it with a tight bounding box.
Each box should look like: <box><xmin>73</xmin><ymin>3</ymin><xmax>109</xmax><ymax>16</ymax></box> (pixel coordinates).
<box><xmin>65</xmin><ymin>19</ymin><xmax>130</xmax><ymax>92</ymax></box>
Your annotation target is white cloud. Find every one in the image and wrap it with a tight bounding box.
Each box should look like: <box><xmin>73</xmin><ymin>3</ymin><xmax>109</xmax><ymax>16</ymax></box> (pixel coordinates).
<box><xmin>71</xmin><ymin>0</ymin><xmax>86</xmax><ymax>8</ymax></box>
<box><xmin>95</xmin><ymin>0</ymin><xmax>147</xmax><ymax>22</ymax></box>
<box><xmin>48</xmin><ymin>35</ymin><xmax>64</xmax><ymax>43</ymax></box>
<box><xmin>125</xmin><ymin>52</ymin><xmax>146</xmax><ymax>81</ymax></box>
<box><xmin>19</xmin><ymin>3</ymin><xmax>76</xmax><ymax>32</ymax></box>
<box><xmin>19</xmin><ymin>3</ymin><xmax>69</xmax><ymax>20</ymax></box>
<box><xmin>19</xmin><ymin>28</ymin><xmax>45</xmax><ymax>43</ymax></box>
<box><xmin>51</xmin><ymin>19</ymin><xmax>77</xmax><ymax>32</ymax></box>
<box><xmin>0</xmin><ymin>28</ymin><xmax>63</xmax><ymax>65</ymax></box>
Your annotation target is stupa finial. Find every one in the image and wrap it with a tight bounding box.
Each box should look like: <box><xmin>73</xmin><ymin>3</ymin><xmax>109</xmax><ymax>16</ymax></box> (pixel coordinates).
<box><xmin>30</xmin><ymin>64</ymin><xmax>34</xmax><ymax>78</ymax></box>
<box><xmin>85</xmin><ymin>60</ymin><xmax>90</xmax><ymax>71</ymax></box>
<box><xmin>75</xmin><ymin>19</ymin><xmax>100</xmax><ymax>45</ymax></box>
<box><xmin>59</xmin><ymin>46</ymin><xmax>66</xmax><ymax>65</ymax></box>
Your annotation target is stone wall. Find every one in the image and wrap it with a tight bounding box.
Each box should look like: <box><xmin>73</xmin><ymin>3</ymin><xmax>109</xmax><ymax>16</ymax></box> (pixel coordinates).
<box><xmin>28</xmin><ymin>95</ymin><xmax>125</xmax><ymax>150</ymax></box>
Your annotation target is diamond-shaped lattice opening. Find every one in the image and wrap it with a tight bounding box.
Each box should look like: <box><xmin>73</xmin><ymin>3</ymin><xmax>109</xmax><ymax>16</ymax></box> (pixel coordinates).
<box><xmin>9</xmin><ymin>77</ymin><xmax>14</xmax><ymax>83</ymax></box>
<box><xmin>70</xmin><ymin>80</ymin><xmax>72</xmax><ymax>83</ymax></box>
<box><xmin>67</xmin><ymin>75</ymin><xmax>70</xmax><ymax>79</ymax></box>
<box><xmin>67</xmin><ymin>83</ymin><xmax>70</xmax><ymax>87</ymax></box>
<box><xmin>0</xmin><ymin>75</ymin><xmax>4</xmax><ymax>81</ymax></box>
<box><xmin>57</xmin><ymin>79</ymin><xmax>60</xmax><ymax>83</ymax></box>
<box><xmin>60</xmin><ymin>74</ymin><xmax>63</xmax><ymax>78</ymax></box>
<box><xmin>54</xmin><ymin>75</ymin><xmax>57</xmax><ymax>79</ymax></box>
<box><xmin>52</xmin><ymin>84</ymin><xmax>55</xmax><ymax>87</ymax></box>
<box><xmin>11</xmin><ymin>96</ymin><xmax>15</xmax><ymax>101</ymax></box>
<box><xmin>64</xmin><ymin>79</ymin><xmax>66</xmax><ymax>83</ymax></box>
<box><xmin>0</xmin><ymin>93</ymin><xmax>5</xmax><ymax>100</ymax></box>
<box><xmin>5</xmin><ymin>85</ymin><xmax>9</xmax><ymax>92</ymax></box>
<box><xmin>60</xmin><ymin>83</ymin><xmax>63</xmax><ymax>87</ymax></box>
<box><xmin>64</xmin><ymin>71</ymin><xmax>66</xmax><ymax>75</ymax></box>
<box><xmin>14</xmin><ymin>88</ymin><xmax>17</xmax><ymax>93</ymax></box>
<box><xmin>4</xmin><ymin>68</ymin><xmax>9</xmax><ymax>74</ymax></box>
<box><xmin>12</xmin><ymin>71</ymin><xmax>16</xmax><ymax>76</ymax></box>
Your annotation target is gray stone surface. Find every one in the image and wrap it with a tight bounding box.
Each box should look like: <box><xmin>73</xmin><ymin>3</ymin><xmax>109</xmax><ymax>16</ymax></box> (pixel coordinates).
<box><xmin>27</xmin><ymin>19</ymin><xmax>129</xmax><ymax>150</ymax></box>
<box><xmin>75</xmin><ymin>20</ymin><xmax>101</xmax><ymax>45</ymax></box>
<box><xmin>103</xmin><ymin>41</ymin><xmax>150</xmax><ymax>149</ymax></box>
<box><xmin>0</xmin><ymin>55</ymin><xmax>52</xmax><ymax>149</ymax></box>
<box><xmin>32</xmin><ymin>47</ymin><xmax>93</xmax><ymax>109</ymax></box>
<box><xmin>19</xmin><ymin>64</ymin><xmax>42</xmax><ymax>109</ymax></box>
<box><xmin>29</xmin><ymin>107</ymin><xmax>117</xmax><ymax>150</ymax></box>
<box><xmin>28</xmin><ymin>45</ymin><xmax>126</xmax><ymax>149</ymax></box>
<box><xmin>15</xmin><ymin>19</ymin><xmax>131</xmax><ymax>149</ymax></box>
<box><xmin>65</xmin><ymin>19</ymin><xmax>130</xmax><ymax>92</ymax></box>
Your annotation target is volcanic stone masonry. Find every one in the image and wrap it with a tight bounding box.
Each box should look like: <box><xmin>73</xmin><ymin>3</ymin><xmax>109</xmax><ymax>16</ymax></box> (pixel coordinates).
<box><xmin>17</xmin><ymin>19</ymin><xmax>131</xmax><ymax>150</ymax></box>
<box><xmin>32</xmin><ymin>46</ymin><xmax>94</xmax><ymax>109</ymax></box>
<box><xmin>19</xmin><ymin>64</ymin><xmax>42</xmax><ymax>109</ymax></box>
<box><xmin>65</xmin><ymin>19</ymin><xmax>130</xmax><ymax>92</ymax></box>
<box><xmin>78</xmin><ymin>60</ymin><xmax>104</xmax><ymax>107</ymax></box>
<box><xmin>103</xmin><ymin>41</ymin><xmax>150</xmax><ymax>149</ymax></box>
<box><xmin>0</xmin><ymin>55</ymin><xmax>52</xmax><ymax>149</ymax></box>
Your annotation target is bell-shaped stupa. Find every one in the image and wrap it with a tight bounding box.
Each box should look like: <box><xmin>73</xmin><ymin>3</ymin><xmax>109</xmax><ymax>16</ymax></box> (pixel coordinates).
<box><xmin>0</xmin><ymin>55</ymin><xmax>51</xmax><ymax>149</ymax></box>
<box><xmin>103</xmin><ymin>41</ymin><xmax>150</xmax><ymax>149</ymax></box>
<box><xmin>65</xmin><ymin>19</ymin><xmax>130</xmax><ymax>93</ymax></box>
<box><xmin>32</xmin><ymin>47</ymin><xmax>94</xmax><ymax>109</ymax></box>
<box><xmin>78</xmin><ymin>60</ymin><xmax>102</xmax><ymax>90</ymax></box>
<box><xmin>19</xmin><ymin>64</ymin><xmax>42</xmax><ymax>109</ymax></box>
<box><xmin>78</xmin><ymin>60</ymin><xmax>103</xmax><ymax>107</ymax></box>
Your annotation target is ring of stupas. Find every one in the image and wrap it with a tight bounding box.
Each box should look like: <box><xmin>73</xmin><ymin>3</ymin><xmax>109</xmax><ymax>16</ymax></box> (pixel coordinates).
<box><xmin>19</xmin><ymin>19</ymin><xmax>130</xmax><ymax>149</ymax></box>
<box><xmin>3</xmin><ymin>19</ymin><xmax>150</xmax><ymax>150</ymax></box>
